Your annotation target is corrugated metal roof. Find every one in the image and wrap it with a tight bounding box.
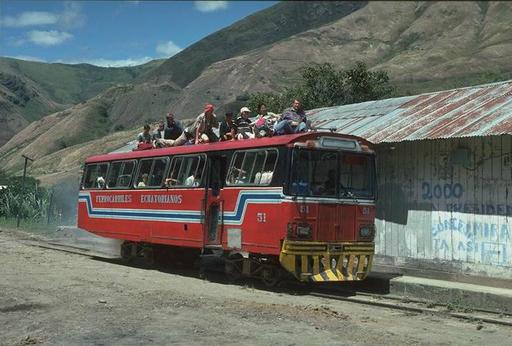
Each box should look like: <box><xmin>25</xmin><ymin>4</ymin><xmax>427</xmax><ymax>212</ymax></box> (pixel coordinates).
<box><xmin>306</xmin><ymin>80</ymin><xmax>512</xmax><ymax>143</ymax></box>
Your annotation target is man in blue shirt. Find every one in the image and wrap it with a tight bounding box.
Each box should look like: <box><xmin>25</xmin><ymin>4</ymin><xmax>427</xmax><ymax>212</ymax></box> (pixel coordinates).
<box><xmin>164</xmin><ymin>112</ymin><xmax>183</xmax><ymax>140</ymax></box>
<box><xmin>274</xmin><ymin>99</ymin><xmax>308</xmax><ymax>135</ymax></box>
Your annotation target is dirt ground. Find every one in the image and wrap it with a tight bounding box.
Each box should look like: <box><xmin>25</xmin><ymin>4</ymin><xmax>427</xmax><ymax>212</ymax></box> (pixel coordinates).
<box><xmin>1</xmin><ymin>228</ymin><xmax>511</xmax><ymax>346</ymax></box>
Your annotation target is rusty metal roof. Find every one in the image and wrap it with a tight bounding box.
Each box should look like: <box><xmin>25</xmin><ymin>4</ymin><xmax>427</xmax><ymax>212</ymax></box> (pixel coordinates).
<box><xmin>307</xmin><ymin>80</ymin><xmax>512</xmax><ymax>143</ymax></box>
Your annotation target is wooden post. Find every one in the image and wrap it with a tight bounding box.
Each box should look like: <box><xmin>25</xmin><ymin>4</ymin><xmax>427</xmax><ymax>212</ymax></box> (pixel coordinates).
<box><xmin>16</xmin><ymin>155</ymin><xmax>34</xmax><ymax>228</ymax></box>
<box><xmin>47</xmin><ymin>189</ymin><xmax>53</xmax><ymax>225</ymax></box>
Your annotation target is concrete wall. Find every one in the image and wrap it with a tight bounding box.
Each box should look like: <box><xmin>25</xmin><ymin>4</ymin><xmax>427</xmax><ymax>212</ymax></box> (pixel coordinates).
<box><xmin>374</xmin><ymin>135</ymin><xmax>512</xmax><ymax>280</ymax></box>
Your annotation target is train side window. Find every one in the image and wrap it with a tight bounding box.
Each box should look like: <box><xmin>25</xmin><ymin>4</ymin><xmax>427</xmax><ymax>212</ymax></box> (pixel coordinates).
<box><xmin>227</xmin><ymin>149</ymin><xmax>278</xmax><ymax>186</ymax></box>
<box><xmin>107</xmin><ymin>160</ymin><xmax>136</xmax><ymax>189</ymax></box>
<box><xmin>166</xmin><ymin>155</ymin><xmax>206</xmax><ymax>187</ymax></box>
<box><xmin>106</xmin><ymin>162</ymin><xmax>122</xmax><ymax>188</ymax></box>
<box><xmin>82</xmin><ymin>163</ymin><xmax>109</xmax><ymax>189</ymax></box>
<box><xmin>135</xmin><ymin>157</ymin><xmax>169</xmax><ymax>188</ymax></box>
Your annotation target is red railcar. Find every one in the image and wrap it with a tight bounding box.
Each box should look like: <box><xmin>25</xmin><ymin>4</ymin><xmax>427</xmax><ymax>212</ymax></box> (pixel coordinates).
<box><xmin>78</xmin><ymin>132</ymin><xmax>376</xmax><ymax>284</ymax></box>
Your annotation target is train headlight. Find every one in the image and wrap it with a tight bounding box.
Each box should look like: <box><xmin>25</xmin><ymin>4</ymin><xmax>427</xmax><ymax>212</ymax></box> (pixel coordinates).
<box><xmin>287</xmin><ymin>223</ymin><xmax>312</xmax><ymax>239</ymax></box>
<box><xmin>297</xmin><ymin>223</ymin><xmax>312</xmax><ymax>239</ymax></box>
<box><xmin>359</xmin><ymin>225</ymin><xmax>375</xmax><ymax>240</ymax></box>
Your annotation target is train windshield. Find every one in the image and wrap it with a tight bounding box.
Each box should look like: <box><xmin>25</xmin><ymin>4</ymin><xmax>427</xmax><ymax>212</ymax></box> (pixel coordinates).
<box><xmin>288</xmin><ymin>148</ymin><xmax>375</xmax><ymax>199</ymax></box>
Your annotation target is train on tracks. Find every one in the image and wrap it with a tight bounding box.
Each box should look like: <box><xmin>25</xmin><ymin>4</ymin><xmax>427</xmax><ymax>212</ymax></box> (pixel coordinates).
<box><xmin>77</xmin><ymin>132</ymin><xmax>377</xmax><ymax>285</ymax></box>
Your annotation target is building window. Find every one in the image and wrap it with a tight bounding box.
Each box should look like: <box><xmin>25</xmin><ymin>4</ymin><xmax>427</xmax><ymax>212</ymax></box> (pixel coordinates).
<box><xmin>226</xmin><ymin>149</ymin><xmax>278</xmax><ymax>186</ymax></box>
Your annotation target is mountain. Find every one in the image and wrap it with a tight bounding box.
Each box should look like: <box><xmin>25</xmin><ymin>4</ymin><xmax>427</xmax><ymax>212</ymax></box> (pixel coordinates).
<box><xmin>0</xmin><ymin>81</ymin><xmax>181</xmax><ymax>173</ymax></box>
<box><xmin>170</xmin><ymin>1</ymin><xmax>512</xmax><ymax>115</ymax></box>
<box><xmin>0</xmin><ymin>57</ymin><xmax>164</xmax><ymax>146</ymax></box>
<box><xmin>1</xmin><ymin>1</ymin><xmax>512</xmax><ymax>184</ymax></box>
<box><xmin>142</xmin><ymin>1</ymin><xmax>368</xmax><ymax>87</ymax></box>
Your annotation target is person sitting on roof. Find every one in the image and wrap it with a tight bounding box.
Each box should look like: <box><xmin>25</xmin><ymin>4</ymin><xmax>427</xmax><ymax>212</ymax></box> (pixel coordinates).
<box><xmin>164</xmin><ymin>112</ymin><xmax>183</xmax><ymax>140</ymax></box>
<box><xmin>137</xmin><ymin>124</ymin><xmax>152</xmax><ymax>144</ymax></box>
<box><xmin>193</xmin><ymin>104</ymin><xmax>219</xmax><ymax>144</ymax></box>
<box><xmin>274</xmin><ymin>99</ymin><xmax>308</xmax><ymax>135</ymax></box>
<box><xmin>235</xmin><ymin>107</ymin><xmax>255</xmax><ymax>140</ymax></box>
<box><xmin>155</xmin><ymin>127</ymin><xmax>195</xmax><ymax>147</ymax></box>
<box><xmin>252</xmin><ymin>103</ymin><xmax>279</xmax><ymax>138</ymax></box>
<box><xmin>152</xmin><ymin>121</ymin><xmax>165</xmax><ymax>145</ymax></box>
<box><xmin>219</xmin><ymin>112</ymin><xmax>237</xmax><ymax>141</ymax></box>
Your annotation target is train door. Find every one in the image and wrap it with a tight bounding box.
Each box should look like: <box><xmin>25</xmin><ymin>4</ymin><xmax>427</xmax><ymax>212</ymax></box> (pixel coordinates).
<box><xmin>203</xmin><ymin>154</ymin><xmax>227</xmax><ymax>247</ymax></box>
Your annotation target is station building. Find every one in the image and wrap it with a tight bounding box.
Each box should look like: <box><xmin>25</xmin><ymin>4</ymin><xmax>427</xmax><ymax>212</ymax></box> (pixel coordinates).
<box><xmin>308</xmin><ymin>80</ymin><xmax>512</xmax><ymax>283</ymax></box>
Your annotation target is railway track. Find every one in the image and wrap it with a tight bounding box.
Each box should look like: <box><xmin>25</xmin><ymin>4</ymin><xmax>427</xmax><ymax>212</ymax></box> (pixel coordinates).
<box><xmin>23</xmin><ymin>237</ymin><xmax>512</xmax><ymax>327</ymax></box>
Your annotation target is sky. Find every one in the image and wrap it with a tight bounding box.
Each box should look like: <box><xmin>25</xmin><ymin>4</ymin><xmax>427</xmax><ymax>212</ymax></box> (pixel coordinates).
<box><xmin>0</xmin><ymin>0</ymin><xmax>276</xmax><ymax>67</ymax></box>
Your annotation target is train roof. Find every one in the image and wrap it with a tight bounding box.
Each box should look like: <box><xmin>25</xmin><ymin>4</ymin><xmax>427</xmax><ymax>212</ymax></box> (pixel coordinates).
<box><xmin>85</xmin><ymin>132</ymin><xmax>373</xmax><ymax>164</ymax></box>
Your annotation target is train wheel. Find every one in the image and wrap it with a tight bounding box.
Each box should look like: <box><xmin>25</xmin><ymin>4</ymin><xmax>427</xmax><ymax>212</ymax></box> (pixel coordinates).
<box><xmin>261</xmin><ymin>265</ymin><xmax>281</xmax><ymax>288</ymax></box>
<box><xmin>225</xmin><ymin>255</ymin><xmax>244</xmax><ymax>283</ymax></box>
<box><xmin>140</xmin><ymin>246</ymin><xmax>155</xmax><ymax>267</ymax></box>
<box><xmin>120</xmin><ymin>242</ymin><xmax>135</xmax><ymax>263</ymax></box>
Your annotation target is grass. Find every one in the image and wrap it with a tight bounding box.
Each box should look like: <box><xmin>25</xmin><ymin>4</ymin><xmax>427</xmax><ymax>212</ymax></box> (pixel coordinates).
<box><xmin>0</xmin><ymin>217</ymin><xmax>64</xmax><ymax>237</ymax></box>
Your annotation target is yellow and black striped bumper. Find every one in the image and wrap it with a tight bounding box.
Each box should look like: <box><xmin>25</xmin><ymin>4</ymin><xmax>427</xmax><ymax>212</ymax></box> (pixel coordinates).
<box><xmin>279</xmin><ymin>240</ymin><xmax>374</xmax><ymax>282</ymax></box>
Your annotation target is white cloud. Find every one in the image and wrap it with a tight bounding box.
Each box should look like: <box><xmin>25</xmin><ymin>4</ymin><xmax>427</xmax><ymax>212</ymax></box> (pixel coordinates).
<box><xmin>4</xmin><ymin>55</ymin><xmax>155</xmax><ymax>68</ymax></box>
<box><xmin>0</xmin><ymin>2</ymin><xmax>85</xmax><ymax>29</ymax></box>
<box><xmin>6</xmin><ymin>55</ymin><xmax>46</xmax><ymax>63</ymax></box>
<box><xmin>56</xmin><ymin>57</ymin><xmax>154</xmax><ymax>67</ymax></box>
<box><xmin>58</xmin><ymin>2</ymin><xmax>86</xmax><ymax>30</ymax></box>
<box><xmin>0</xmin><ymin>11</ymin><xmax>58</xmax><ymax>27</ymax></box>
<box><xmin>27</xmin><ymin>30</ymin><xmax>73</xmax><ymax>46</ymax></box>
<box><xmin>155</xmin><ymin>41</ymin><xmax>182</xmax><ymax>57</ymax></box>
<box><xmin>194</xmin><ymin>1</ymin><xmax>228</xmax><ymax>13</ymax></box>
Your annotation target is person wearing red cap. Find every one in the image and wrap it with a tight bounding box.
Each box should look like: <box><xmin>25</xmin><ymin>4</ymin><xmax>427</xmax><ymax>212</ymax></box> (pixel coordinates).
<box><xmin>193</xmin><ymin>103</ymin><xmax>219</xmax><ymax>144</ymax></box>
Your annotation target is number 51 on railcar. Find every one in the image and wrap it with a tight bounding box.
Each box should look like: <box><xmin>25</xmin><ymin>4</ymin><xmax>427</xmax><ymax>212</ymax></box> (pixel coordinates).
<box><xmin>77</xmin><ymin>132</ymin><xmax>377</xmax><ymax>284</ymax></box>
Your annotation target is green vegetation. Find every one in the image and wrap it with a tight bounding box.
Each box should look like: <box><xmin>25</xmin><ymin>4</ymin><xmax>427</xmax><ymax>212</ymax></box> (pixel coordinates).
<box><xmin>0</xmin><ymin>171</ymin><xmax>55</xmax><ymax>223</ymax></box>
<box><xmin>247</xmin><ymin>61</ymin><xmax>394</xmax><ymax>113</ymax></box>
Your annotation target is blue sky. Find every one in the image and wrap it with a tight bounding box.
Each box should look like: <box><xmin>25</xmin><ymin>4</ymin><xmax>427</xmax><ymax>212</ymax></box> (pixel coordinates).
<box><xmin>0</xmin><ymin>1</ymin><xmax>276</xmax><ymax>67</ymax></box>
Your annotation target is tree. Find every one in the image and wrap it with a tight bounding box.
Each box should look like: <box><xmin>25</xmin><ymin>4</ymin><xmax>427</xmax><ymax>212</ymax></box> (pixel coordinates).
<box><xmin>247</xmin><ymin>61</ymin><xmax>394</xmax><ymax>114</ymax></box>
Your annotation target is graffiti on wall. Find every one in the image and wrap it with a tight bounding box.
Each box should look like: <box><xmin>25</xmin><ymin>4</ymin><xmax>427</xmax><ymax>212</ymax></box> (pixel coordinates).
<box><xmin>422</xmin><ymin>182</ymin><xmax>512</xmax><ymax>216</ymax></box>
<box><xmin>431</xmin><ymin>216</ymin><xmax>510</xmax><ymax>265</ymax></box>
<box><xmin>422</xmin><ymin>181</ymin><xmax>512</xmax><ymax>266</ymax></box>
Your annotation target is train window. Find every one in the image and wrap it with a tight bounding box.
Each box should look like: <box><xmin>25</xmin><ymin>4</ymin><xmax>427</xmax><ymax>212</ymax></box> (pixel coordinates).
<box><xmin>339</xmin><ymin>154</ymin><xmax>373</xmax><ymax>197</ymax></box>
<box><xmin>226</xmin><ymin>149</ymin><xmax>278</xmax><ymax>186</ymax></box>
<box><xmin>106</xmin><ymin>160</ymin><xmax>136</xmax><ymax>189</ymax></box>
<box><xmin>166</xmin><ymin>154</ymin><xmax>206</xmax><ymax>187</ymax></box>
<box><xmin>134</xmin><ymin>157</ymin><xmax>169</xmax><ymax>188</ymax></box>
<box><xmin>82</xmin><ymin>163</ymin><xmax>109</xmax><ymax>189</ymax></box>
<box><xmin>290</xmin><ymin>149</ymin><xmax>338</xmax><ymax>197</ymax></box>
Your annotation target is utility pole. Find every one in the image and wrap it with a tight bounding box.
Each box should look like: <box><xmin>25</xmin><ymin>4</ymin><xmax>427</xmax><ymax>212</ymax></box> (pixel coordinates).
<box><xmin>16</xmin><ymin>154</ymin><xmax>34</xmax><ymax>228</ymax></box>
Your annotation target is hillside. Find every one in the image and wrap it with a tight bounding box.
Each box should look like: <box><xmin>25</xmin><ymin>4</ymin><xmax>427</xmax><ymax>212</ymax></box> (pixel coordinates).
<box><xmin>0</xmin><ymin>57</ymin><xmax>164</xmax><ymax>146</ymax></box>
<box><xmin>0</xmin><ymin>80</ymin><xmax>181</xmax><ymax>173</ymax></box>
<box><xmin>142</xmin><ymin>1</ymin><xmax>367</xmax><ymax>87</ymax></box>
<box><xmin>2</xmin><ymin>1</ymin><xmax>512</xmax><ymax>184</ymax></box>
<box><xmin>170</xmin><ymin>1</ymin><xmax>512</xmax><ymax>115</ymax></box>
